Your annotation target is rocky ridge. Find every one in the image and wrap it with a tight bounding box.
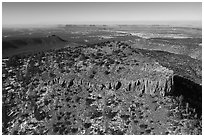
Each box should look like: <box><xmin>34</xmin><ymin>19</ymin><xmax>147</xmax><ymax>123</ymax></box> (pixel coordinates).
<box><xmin>2</xmin><ymin>41</ymin><xmax>202</xmax><ymax>135</ymax></box>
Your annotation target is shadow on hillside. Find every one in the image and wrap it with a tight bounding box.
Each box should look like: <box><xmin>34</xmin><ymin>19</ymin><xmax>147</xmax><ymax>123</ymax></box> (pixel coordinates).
<box><xmin>170</xmin><ymin>75</ymin><xmax>202</xmax><ymax>117</ymax></box>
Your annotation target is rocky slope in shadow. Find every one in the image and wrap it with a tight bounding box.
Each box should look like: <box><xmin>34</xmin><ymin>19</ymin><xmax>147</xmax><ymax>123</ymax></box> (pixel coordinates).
<box><xmin>2</xmin><ymin>40</ymin><xmax>202</xmax><ymax>135</ymax></box>
<box><xmin>2</xmin><ymin>35</ymin><xmax>68</xmax><ymax>58</ymax></box>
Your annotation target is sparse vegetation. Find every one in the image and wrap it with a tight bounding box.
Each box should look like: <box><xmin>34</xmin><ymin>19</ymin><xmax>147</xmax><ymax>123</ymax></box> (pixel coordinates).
<box><xmin>2</xmin><ymin>25</ymin><xmax>202</xmax><ymax>135</ymax></box>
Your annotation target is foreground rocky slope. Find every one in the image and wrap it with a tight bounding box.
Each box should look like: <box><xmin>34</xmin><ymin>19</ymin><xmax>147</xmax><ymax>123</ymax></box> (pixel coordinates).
<box><xmin>2</xmin><ymin>41</ymin><xmax>202</xmax><ymax>135</ymax></box>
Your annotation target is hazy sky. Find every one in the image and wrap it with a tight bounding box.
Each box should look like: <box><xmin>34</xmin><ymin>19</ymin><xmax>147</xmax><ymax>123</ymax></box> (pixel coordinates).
<box><xmin>2</xmin><ymin>2</ymin><xmax>202</xmax><ymax>26</ymax></box>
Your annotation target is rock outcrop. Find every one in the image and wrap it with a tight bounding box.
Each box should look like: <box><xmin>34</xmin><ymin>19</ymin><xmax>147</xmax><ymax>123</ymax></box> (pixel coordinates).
<box><xmin>2</xmin><ymin>41</ymin><xmax>202</xmax><ymax>135</ymax></box>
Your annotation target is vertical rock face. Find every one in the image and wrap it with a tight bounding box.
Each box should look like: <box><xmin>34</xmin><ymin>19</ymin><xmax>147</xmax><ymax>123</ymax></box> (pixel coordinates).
<box><xmin>116</xmin><ymin>63</ymin><xmax>174</xmax><ymax>97</ymax></box>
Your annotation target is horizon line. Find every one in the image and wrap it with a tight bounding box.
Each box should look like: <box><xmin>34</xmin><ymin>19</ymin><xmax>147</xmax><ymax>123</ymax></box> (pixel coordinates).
<box><xmin>3</xmin><ymin>20</ymin><xmax>202</xmax><ymax>25</ymax></box>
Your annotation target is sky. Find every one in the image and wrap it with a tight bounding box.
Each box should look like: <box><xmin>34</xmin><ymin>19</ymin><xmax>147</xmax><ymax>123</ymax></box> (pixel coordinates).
<box><xmin>2</xmin><ymin>2</ymin><xmax>202</xmax><ymax>26</ymax></box>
